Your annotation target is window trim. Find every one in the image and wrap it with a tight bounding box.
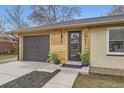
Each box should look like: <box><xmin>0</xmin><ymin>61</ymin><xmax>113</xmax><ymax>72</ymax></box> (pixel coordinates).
<box><xmin>107</xmin><ymin>27</ymin><xmax>124</xmax><ymax>55</ymax></box>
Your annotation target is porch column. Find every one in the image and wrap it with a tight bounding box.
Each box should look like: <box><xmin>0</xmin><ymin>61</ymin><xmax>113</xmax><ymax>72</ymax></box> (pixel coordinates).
<box><xmin>19</xmin><ymin>36</ymin><xmax>23</xmax><ymax>61</ymax></box>
<box><xmin>82</xmin><ymin>28</ymin><xmax>90</xmax><ymax>61</ymax></box>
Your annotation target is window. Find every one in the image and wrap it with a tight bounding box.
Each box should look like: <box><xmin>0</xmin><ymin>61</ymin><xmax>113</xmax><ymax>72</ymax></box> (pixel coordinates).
<box><xmin>108</xmin><ymin>28</ymin><xmax>124</xmax><ymax>55</ymax></box>
<box><xmin>70</xmin><ymin>32</ymin><xmax>80</xmax><ymax>50</ymax></box>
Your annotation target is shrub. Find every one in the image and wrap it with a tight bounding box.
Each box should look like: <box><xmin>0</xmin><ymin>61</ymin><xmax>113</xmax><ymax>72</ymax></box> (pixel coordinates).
<box><xmin>80</xmin><ymin>49</ymin><xmax>88</xmax><ymax>63</ymax></box>
<box><xmin>48</xmin><ymin>52</ymin><xmax>57</xmax><ymax>63</ymax></box>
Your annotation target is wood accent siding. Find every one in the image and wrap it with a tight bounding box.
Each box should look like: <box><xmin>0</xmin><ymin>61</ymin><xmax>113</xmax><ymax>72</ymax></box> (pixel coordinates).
<box><xmin>18</xmin><ymin>27</ymin><xmax>90</xmax><ymax>63</ymax></box>
<box><xmin>50</xmin><ymin>30</ymin><xmax>66</xmax><ymax>64</ymax></box>
<box><xmin>18</xmin><ymin>30</ymin><xmax>67</xmax><ymax>63</ymax></box>
<box><xmin>19</xmin><ymin>36</ymin><xmax>23</xmax><ymax>61</ymax></box>
<box><xmin>82</xmin><ymin>28</ymin><xmax>90</xmax><ymax>62</ymax></box>
<box><xmin>82</xmin><ymin>28</ymin><xmax>90</xmax><ymax>50</ymax></box>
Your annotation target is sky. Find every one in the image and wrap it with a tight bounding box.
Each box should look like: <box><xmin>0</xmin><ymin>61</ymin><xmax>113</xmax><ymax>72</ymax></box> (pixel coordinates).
<box><xmin>79</xmin><ymin>5</ymin><xmax>113</xmax><ymax>18</ymax></box>
<box><xmin>0</xmin><ymin>5</ymin><xmax>113</xmax><ymax>19</ymax></box>
<box><xmin>0</xmin><ymin>5</ymin><xmax>113</xmax><ymax>31</ymax></box>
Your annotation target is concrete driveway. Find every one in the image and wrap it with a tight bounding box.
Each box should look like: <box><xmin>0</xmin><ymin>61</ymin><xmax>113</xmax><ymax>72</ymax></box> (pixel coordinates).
<box><xmin>0</xmin><ymin>61</ymin><xmax>49</xmax><ymax>86</ymax></box>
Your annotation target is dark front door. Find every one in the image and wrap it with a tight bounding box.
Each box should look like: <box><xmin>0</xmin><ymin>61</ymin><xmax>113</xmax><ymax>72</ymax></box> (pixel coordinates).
<box><xmin>68</xmin><ymin>31</ymin><xmax>82</xmax><ymax>61</ymax></box>
<box><xmin>23</xmin><ymin>35</ymin><xmax>50</xmax><ymax>62</ymax></box>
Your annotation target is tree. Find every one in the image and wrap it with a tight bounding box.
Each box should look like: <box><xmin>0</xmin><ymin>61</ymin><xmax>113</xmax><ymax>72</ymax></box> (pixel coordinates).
<box><xmin>0</xmin><ymin>17</ymin><xmax>16</xmax><ymax>40</ymax></box>
<box><xmin>6</xmin><ymin>5</ymin><xmax>29</xmax><ymax>30</ymax></box>
<box><xmin>28</xmin><ymin>5</ymin><xmax>81</xmax><ymax>25</ymax></box>
<box><xmin>107</xmin><ymin>5</ymin><xmax>124</xmax><ymax>16</ymax></box>
<box><xmin>0</xmin><ymin>17</ymin><xmax>7</xmax><ymax>32</ymax></box>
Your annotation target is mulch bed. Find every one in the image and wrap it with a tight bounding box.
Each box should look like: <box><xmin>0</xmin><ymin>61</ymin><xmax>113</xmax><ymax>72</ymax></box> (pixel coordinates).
<box><xmin>0</xmin><ymin>70</ymin><xmax>60</xmax><ymax>88</ymax></box>
<box><xmin>73</xmin><ymin>73</ymin><xmax>124</xmax><ymax>88</ymax></box>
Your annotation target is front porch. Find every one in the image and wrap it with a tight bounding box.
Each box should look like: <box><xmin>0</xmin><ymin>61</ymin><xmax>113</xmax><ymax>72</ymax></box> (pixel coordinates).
<box><xmin>19</xmin><ymin>61</ymin><xmax>89</xmax><ymax>74</ymax></box>
<box><xmin>45</xmin><ymin>63</ymin><xmax>89</xmax><ymax>74</ymax></box>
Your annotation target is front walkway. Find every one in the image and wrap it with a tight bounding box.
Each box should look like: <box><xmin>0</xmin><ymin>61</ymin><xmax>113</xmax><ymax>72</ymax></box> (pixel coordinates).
<box><xmin>43</xmin><ymin>70</ymin><xmax>78</xmax><ymax>88</ymax></box>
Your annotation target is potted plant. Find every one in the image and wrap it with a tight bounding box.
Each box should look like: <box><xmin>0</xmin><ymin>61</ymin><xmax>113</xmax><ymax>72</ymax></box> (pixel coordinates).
<box><xmin>80</xmin><ymin>49</ymin><xmax>89</xmax><ymax>67</ymax></box>
<box><xmin>48</xmin><ymin>52</ymin><xmax>60</xmax><ymax>65</ymax></box>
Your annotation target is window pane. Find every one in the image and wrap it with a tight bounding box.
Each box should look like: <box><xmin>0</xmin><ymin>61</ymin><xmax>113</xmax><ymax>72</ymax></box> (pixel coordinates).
<box><xmin>109</xmin><ymin>28</ymin><xmax>124</xmax><ymax>41</ymax></box>
<box><xmin>109</xmin><ymin>28</ymin><xmax>124</xmax><ymax>53</ymax></box>
<box><xmin>109</xmin><ymin>41</ymin><xmax>124</xmax><ymax>52</ymax></box>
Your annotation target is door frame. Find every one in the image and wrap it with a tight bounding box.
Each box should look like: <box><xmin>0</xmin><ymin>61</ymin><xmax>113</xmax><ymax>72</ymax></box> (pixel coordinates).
<box><xmin>68</xmin><ymin>30</ymin><xmax>82</xmax><ymax>61</ymax></box>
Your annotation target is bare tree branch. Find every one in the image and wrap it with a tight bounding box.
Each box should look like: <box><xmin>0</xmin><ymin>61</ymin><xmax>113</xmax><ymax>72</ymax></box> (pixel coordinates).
<box><xmin>106</xmin><ymin>5</ymin><xmax>124</xmax><ymax>16</ymax></box>
<box><xmin>6</xmin><ymin>5</ymin><xmax>29</xmax><ymax>30</ymax></box>
<box><xmin>0</xmin><ymin>17</ymin><xmax>7</xmax><ymax>32</ymax></box>
<box><xmin>28</xmin><ymin>5</ymin><xmax>81</xmax><ymax>25</ymax></box>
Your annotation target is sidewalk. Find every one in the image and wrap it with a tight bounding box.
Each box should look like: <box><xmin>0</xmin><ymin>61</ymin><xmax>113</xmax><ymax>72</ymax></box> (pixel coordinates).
<box><xmin>43</xmin><ymin>70</ymin><xmax>78</xmax><ymax>88</ymax></box>
<box><xmin>0</xmin><ymin>58</ymin><xmax>17</xmax><ymax>64</ymax></box>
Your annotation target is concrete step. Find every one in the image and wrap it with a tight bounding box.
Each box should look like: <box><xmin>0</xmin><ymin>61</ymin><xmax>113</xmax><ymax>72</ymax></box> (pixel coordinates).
<box><xmin>62</xmin><ymin>61</ymin><xmax>82</xmax><ymax>68</ymax></box>
<box><xmin>66</xmin><ymin>61</ymin><xmax>82</xmax><ymax>66</ymax></box>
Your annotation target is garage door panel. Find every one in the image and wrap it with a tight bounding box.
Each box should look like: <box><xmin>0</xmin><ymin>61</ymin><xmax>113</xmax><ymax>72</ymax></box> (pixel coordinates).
<box><xmin>23</xmin><ymin>35</ymin><xmax>50</xmax><ymax>62</ymax></box>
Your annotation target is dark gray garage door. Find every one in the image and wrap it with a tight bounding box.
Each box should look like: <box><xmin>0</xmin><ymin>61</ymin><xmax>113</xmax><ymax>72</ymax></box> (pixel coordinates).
<box><xmin>23</xmin><ymin>35</ymin><xmax>50</xmax><ymax>62</ymax></box>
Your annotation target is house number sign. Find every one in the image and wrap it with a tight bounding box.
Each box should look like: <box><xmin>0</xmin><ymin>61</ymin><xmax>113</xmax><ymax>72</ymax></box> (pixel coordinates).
<box><xmin>84</xmin><ymin>31</ymin><xmax>88</xmax><ymax>45</ymax></box>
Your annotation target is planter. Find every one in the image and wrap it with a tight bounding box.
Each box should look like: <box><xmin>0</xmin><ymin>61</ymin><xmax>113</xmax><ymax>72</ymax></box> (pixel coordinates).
<box><xmin>54</xmin><ymin>59</ymin><xmax>60</xmax><ymax>65</ymax></box>
<box><xmin>47</xmin><ymin>58</ymin><xmax>50</xmax><ymax>63</ymax></box>
<box><xmin>80</xmin><ymin>62</ymin><xmax>84</xmax><ymax>67</ymax></box>
<box><xmin>83</xmin><ymin>62</ymin><xmax>89</xmax><ymax>67</ymax></box>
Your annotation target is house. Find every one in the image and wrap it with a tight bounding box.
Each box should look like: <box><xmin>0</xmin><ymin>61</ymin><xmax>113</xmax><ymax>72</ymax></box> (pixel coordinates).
<box><xmin>0</xmin><ymin>32</ymin><xmax>17</xmax><ymax>54</ymax></box>
<box><xmin>10</xmin><ymin>14</ymin><xmax>124</xmax><ymax>76</ymax></box>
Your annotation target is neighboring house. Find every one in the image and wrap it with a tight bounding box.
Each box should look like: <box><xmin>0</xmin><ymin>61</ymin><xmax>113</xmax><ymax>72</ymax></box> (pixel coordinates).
<box><xmin>0</xmin><ymin>32</ymin><xmax>17</xmax><ymax>54</ymax></box>
<box><xmin>10</xmin><ymin>14</ymin><xmax>124</xmax><ymax>76</ymax></box>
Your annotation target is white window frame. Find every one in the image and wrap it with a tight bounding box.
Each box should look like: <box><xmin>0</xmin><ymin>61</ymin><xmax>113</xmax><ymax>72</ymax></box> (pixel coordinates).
<box><xmin>107</xmin><ymin>27</ymin><xmax>124</xmax><ymax>55</ymax></box>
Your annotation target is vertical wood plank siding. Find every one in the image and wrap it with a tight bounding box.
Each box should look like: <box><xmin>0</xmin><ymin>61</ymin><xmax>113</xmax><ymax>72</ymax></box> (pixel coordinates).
<box><xmin>90</xmin><ymin>27</ymin><xmax>124</xmax><ymax>70</ymax></box>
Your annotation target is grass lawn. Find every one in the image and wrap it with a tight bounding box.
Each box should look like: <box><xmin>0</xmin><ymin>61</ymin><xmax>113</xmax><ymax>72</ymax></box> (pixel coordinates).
<box><xmin>0</xmin><ymin>55</ymin><xmax>17</xmax><ymax>60</ymax></box>
<box><xmin>73</xmin><ymin>73</ymin><xmax>124</xmax><ymax>88</ymax></box>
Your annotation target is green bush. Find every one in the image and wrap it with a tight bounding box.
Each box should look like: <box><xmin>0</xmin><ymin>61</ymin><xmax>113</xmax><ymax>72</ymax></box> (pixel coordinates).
<box><xmin>80</xmin><ymin>49</ymin><xmax>88</xmax><ymax>63</ymax></box>
<box><xmin>48</xmin><ymin>52</ymin><xmax>57</xmax><ymax>63</ymax></box>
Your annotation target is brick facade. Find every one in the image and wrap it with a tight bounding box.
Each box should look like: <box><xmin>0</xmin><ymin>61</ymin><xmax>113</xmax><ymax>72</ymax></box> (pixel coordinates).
<box><xmin>0</xmin><ymin>41</ymin><xmax>15</xmax><ymax>54</ymax></box>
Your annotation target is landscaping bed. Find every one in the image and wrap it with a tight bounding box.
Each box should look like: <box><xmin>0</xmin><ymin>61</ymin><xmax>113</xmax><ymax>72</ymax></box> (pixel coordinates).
<box><xmin>0</xmin><ymin>55</ymin><xmax>17</xmax><ymax>60</ymax></box>
<box><xmin>0</xmin><ymin>70</ymin><xmax>60</xmax><ymax>88</ymax></box>
<box><xmin>73</xmin><ymin>73</ymin><xmax>124</xmax><ymax>88</ymax></box>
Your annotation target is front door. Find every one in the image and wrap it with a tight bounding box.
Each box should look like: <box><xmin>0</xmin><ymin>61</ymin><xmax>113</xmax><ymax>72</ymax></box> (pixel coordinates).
<box><xmin>68</xmin><ymin>31</ymin><xmax>82</xmax><ymax>61</ymax></box>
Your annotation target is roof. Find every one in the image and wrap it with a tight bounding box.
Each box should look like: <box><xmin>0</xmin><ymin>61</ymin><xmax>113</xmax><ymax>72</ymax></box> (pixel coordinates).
<box><xmin>8</xmin><ymin>14</ymin><xmax>124</xmax><ymax>33</ymax></box>
<box><xmin>0</xmin><ymin>32</ymin><xmax>16</xmax><ymax>39</ymax></box>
